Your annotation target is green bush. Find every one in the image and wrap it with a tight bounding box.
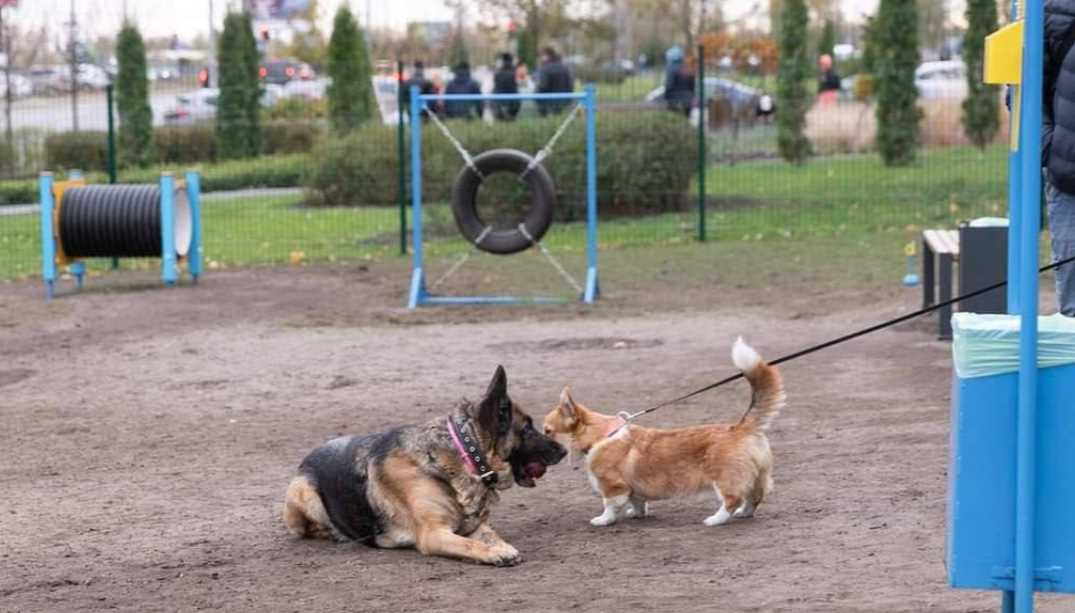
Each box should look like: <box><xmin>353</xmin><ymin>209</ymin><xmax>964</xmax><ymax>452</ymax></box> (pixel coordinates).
<box><xmin>875</xmin><ymin>0</ymin><xmax>922</xmax><ymax>165</ymax></box>
<box><xmin>0</xmin><ymin>179</ymin><xmax>37</xmax><ymax>205</ymax></box>
<box><xmin>116</xmin><ymin>22</ymin><xmax>153</xmax><ymax>167</ymax></box>
<box><xmin>154</xmin><ymin>124</ymin><xmax>218</xmax><ymax>164</ymax></box>
<box><xmin>263</xmin><ymin>120</ymin><xmax>325</xmax><ymax>155</ymax></box>
<box><xmin>217</xmin><ymin>11</ymin><xmax>262</xmax><ymax>159</ymax></box>
<box><xmin>45</xmin><ymin>131</ymin><xmax>109</xmax><ymax>173</ymax></box>
<box><xmin>264</xmin><ymin>97</ymin><xmax>326</xmax><ymax>120</ymax></box>
<box><xmin>43</xmin><ymin>121</ymin><xmax>319</xmax><ymax>170</ymax></box>
<box><xmin>304</xmin><ymin>111</ymin><xmax>697</xmax><ymax>219</ymax></box>
<box><xmin>326</xmin><ymin>6</ymin><xmax>375</xmax><ymax>133</ymax></box>
<box><xmin>776</xmin><ymin>0</ymin><xmax>811</xmax><ymax>164</ymax></box>
<box><xmin>122</xmin><ymin>153</ymin><xmax>307</xmax><ymax>191</ymax></box>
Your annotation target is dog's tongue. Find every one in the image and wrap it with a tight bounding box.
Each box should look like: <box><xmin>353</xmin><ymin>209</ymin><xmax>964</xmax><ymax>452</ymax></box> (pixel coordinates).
<box><xmin>524</xmin><ymin>461</ymin><xmax>546</xmax><ymax>480</ymax></box>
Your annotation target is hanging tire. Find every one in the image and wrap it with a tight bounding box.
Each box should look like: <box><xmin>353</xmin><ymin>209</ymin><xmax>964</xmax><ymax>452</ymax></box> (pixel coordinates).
<box><xmin>450</xmin><ymin>148</ymin><xmax>556</xmax><ymax>255</ymax></box>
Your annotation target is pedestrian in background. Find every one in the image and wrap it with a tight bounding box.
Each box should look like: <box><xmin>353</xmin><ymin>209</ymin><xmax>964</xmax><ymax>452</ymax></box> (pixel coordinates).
<box><xmin>536</xmin><ymin>47</ymin><xmax>573</xmax><ymax>116</ymax></box>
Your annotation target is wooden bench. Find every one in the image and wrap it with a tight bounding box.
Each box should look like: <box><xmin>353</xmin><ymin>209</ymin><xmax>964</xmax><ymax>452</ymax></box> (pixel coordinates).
<box><xmin>922</xmin><ymin>229</ymin><xmax>960</xmax><ymax>340</ymax></box>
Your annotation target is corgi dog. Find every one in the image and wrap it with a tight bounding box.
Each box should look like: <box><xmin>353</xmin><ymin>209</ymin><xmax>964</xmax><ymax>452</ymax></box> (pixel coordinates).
<box><xmin>543</xmin><ymin>338</ymin><xmax>785</xmax><ymax>527</ymax></box>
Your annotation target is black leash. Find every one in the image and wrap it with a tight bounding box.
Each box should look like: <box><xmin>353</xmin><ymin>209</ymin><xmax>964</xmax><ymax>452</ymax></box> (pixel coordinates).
<box><xmin>625</xmin><ymin>254</ymin><xmax>1075</xmax><ymax>422</ymax></box>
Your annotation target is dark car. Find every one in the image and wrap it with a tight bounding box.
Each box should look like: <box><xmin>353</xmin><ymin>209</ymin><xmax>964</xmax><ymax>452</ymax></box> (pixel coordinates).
<box><xmin>258</xmin><ymin>59</ymin><xmax>314</xmax><ymax>85</ymax></box>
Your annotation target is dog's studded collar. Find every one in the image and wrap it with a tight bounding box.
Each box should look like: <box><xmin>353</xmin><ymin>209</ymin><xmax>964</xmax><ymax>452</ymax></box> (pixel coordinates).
<box><xmin>447</xmin><ymin>417</ymin><xmax>499</xmax><ymax>487</ymax></box>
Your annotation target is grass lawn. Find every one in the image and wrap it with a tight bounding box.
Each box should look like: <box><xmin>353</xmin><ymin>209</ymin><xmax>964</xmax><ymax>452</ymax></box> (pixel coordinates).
<box><xmin>1</xmin><ymin>144</ymin><xmax>1014</xmax><ymax>283</ymax></box>
<box><xmin>701</xmin><ymin>144</ymin><xmax>1009</xmax><ymax>238</ymax></box>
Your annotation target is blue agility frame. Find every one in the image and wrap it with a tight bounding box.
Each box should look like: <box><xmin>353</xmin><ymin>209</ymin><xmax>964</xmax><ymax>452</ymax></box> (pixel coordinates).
<box><xmin>946</xmin><ymin>1</ymin><xmax>1049</xmax><ymax>611</ymax></box>
<box><xmin>407</xmin><ymin>86</ymin><xmax>599</xmax><ymax>308</ymax></box>
<box><xmin>39</xmin><ymin>171</ymin><xmax>203</xmax><ymax>299</ymax></box>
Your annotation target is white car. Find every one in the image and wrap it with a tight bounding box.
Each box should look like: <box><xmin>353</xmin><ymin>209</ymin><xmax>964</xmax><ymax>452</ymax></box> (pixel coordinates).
<box><xmin>0</xmin><ymin>73</ymin><xmax>32</xmax><ymax>98</ymax></box>
<box><xmin>282</xmin><ymin>77</ymin><xmax>328</xmax><ymax>101</ymax></box>
<box><xmin>915</xmin><ymin>60</ymin><xmax>968</xmax><ymax>100</ymax></box>
<box><xmin>164</xmin><ymin>89</ymin><xmax>219</xmax><ymax>125</ymax></box>
<box><xmin>67</xmin><ymin>64</ymin><xmax>111</xmax><ymax>91</ymax></box>
<box><xmin>164</xmin><ymin>86</ymin><xmax>286</xmax><ymax>125</ymax></box>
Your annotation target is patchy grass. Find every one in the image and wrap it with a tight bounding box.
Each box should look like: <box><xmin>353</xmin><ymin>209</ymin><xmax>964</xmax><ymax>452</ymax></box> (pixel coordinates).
<box><xmin>1</xmin><ymin>144</ymin><xmax>1011</xmax><ymax>284</ymax></box>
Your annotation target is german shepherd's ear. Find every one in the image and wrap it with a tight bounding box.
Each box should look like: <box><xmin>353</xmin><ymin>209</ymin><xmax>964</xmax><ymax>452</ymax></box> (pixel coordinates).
<box><xmin>558</xmin><ymin>387</ymin><xmax>579</xmax><ymax>422</ymax></box>
<box><xmin>478</xmin><ymin>365</ymin><xmax>510</xmax><ymax>438</ymax></box>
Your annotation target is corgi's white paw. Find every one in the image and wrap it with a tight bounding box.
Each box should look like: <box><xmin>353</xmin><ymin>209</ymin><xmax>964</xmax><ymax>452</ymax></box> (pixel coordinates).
<box><xmin>704</xmin><ymin>508</ymin><xmax>732</xmax><ymax>526</ymax></box>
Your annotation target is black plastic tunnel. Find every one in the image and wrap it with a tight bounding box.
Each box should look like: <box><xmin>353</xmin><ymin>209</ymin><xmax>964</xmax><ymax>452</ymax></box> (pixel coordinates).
<box><xmin>58</xmin><ymin>185</ymin><xmax>192</xmax><ymax>259</ymax></box>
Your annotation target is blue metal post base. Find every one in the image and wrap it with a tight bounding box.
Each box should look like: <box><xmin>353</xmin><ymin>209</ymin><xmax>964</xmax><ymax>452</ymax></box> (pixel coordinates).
<box><xmin>186</xmin><ymin>171</ymin><xmax>203</xmax><ymax>284</ymax></box>
<box><xmin>408</xmin><ymin>268</ymin><xmax>426</xmax><ymax>309</ymax></box>
<box><xmin>160</xmin><ymin>173</ymin><xmax>178</xmax><ymax>286</ymax></box>
<box><xmin>70</xmin><ymin>261</ymin><xmax>86</xmax><ymax>290</ymax></box>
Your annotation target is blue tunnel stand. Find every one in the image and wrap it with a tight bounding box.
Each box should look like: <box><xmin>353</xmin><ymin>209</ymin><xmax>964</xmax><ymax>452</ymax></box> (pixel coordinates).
<box><xmin>38</xmin><ymin>171</ymin><xmax>203</xmax><ymax>299</ymax></box>
<box><xmin>406</xmin><ymin>86</ymin><xmax>600</xmax><ymax>309</ymax></box>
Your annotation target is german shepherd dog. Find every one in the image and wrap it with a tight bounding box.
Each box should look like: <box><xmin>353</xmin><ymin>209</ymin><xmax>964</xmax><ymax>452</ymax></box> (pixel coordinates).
<box><xmin>283</xmin><ymin>366</ymin><xmax>566</xmax><ymax>566</ymax></box>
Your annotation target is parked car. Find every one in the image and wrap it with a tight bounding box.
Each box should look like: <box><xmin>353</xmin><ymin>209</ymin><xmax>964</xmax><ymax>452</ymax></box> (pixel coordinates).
<box><xmin>915</xmin><ymin>60</ymin><xmax>967</xmax><ymax>100</ymax></box>
<box><xmin>646</xmin><ymin>77</ymin><xmax>775</xmax><ymax>119</ymax></box>
<box><xmin>28</xmin><ymin>66</ymin><xmax>67</xmax><ymax>95</ymax></box>
<box><xmin>164</xmin><ymin>86</ymin><xmax>286</xmax><ymax>125</ymax></box>
<box><xmin>0</xmin><ymin>73</ymin><xmax>33</xmax><ymax>98</ymax></box>
<box><xmin>164</xmin><ymin>88</ymin><xmax>219</xmax><ymax>125</ymax></box>
<box><xmin>259</xmin><ymin>59</ymin><xmax>314</xmax><ymax>85</ymax></box>
<box><xmin>282</xmin><ymin>77</ymin><xmax>328</xmax><ymax>101</ymax></box>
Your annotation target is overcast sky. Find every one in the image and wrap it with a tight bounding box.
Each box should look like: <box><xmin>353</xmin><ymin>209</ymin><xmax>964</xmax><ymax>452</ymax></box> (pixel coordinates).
<box><xmin>9</xmin><ymin>1</ymin><xmax>965</xmax><ymax>42</ymax></box>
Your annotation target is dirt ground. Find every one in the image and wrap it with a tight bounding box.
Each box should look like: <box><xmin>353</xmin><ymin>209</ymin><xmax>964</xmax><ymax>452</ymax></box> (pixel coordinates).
<box><xmin>2</xmin><ymin>261</ymin><xmax>1073</xmax><ymax>613</ymax></box>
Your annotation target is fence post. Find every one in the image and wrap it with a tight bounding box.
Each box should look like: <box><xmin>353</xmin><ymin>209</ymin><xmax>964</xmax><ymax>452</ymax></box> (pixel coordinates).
<box><xmin>696</xmin><ymin>44</ymin><xmax>707</xmax><ymax>242</ymax></box>
<box><xmin>397</xmin><ymin>60</ymin><xmax>407</xmax><ymax>256</ymax></box>
<box><xmin>106</xmin><ymin>83</ymin><xmax>119</xmax><ymax>270</ymax></box>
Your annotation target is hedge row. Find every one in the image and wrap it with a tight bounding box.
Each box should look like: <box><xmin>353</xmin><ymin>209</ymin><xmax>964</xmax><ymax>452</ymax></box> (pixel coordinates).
<box><xmin>45</xmin><ymin>121</ymin><xmax>323</xmax><ymax>171</ymax></box>
<box><xmin>304</xmin><ymin>110</ymin><xmax>698</xmax><ymax>219</ymax></box>
<box><xmin>0</xmin><ymin>152</ymin><xmax>307</xmax><ymax>205</ymax></box>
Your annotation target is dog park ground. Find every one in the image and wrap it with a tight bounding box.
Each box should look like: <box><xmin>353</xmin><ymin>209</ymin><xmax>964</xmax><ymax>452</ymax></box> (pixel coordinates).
<box><xmin>2</xmin><ymin>240</ymin><xmax>1074</xmax><ymax>613</ymax></box>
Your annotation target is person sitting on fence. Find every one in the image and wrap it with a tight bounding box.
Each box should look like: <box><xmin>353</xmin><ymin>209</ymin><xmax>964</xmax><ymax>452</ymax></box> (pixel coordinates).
<box><xmin>443</xmin><ymin>62</ymin><xmax>484</xmax><ymax>120</ymax></box>
<box><xmin>402</xmin><ymin>61</ymin><xmax>435</xmax><ymax>122</ymax></box>
<box><xmin>493</xmin><ymin>53</ymin><xmax>521</xmax><ymax>121</ymax></box>
<box><xmin>816</xmin><ymin>54</ymin><xmax>841</xmax><ymax>107</ymax></box>
<box><xmin>1043</xmin><ymin>0</ymin><xmax>1075</xmax><ymax>316</ymax></box>
<box><xmin>536</xmin><ymin>47</ymin><xmax>574</xmax><ymax>116</ymax></box>
<box><xmin>663</xmin><ymin>46</ymin><xmax>695</xmax><ymax>117</ymax></box>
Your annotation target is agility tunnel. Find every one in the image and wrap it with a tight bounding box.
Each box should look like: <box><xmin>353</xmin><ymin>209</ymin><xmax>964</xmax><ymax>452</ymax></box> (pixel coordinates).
<box><xmin>39</xmin><ymin>171</ymin><xmax>203</xmax><ymax>299</ymax></box>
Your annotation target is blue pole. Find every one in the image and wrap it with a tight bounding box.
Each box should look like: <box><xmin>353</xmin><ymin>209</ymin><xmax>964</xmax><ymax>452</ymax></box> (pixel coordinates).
<box><xmin>186</xmin><ymin>171</ymin><xmax>203</xmax><ymax>283</ymax></box>
<box><xmin>1015</xmin><ymin>0</ymin><xmax>1043</xmax><ymax>609</ymax></box>
<box><xmin>39</xmin><ymin>172</ymin><xmax>56</xmax><ymax>300</ymax></box>
<box><xmin>583</xmin><ymin>84</ymin><xmax>599</xmax><ymax>303</ymax></box>
<box><xmin>160</xmin><ymin>173</ymin><xmax>178</xmax><ymax>286</ymax></box>
<box><xmin>1006</xmin><ymin>0</ymin><xmax>1023</xmax><ymax>315</ymax></box>
<box><xmin>408</xmin><ymin>85</ymin><xmax>425</xmax><ymax>308</ymax></box>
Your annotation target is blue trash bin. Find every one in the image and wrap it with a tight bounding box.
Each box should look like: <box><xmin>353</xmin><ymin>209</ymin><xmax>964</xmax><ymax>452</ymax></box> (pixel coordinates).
<box><xmin>948</xmin><ymin>313</ymin><xmax>1075</xmax><ymax>594</ymax></box>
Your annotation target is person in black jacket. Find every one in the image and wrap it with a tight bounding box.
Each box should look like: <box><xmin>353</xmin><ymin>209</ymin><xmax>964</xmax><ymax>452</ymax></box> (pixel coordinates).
<box><xmin>493</xmin><ymin>53</ymin><xmax>520</xmax><ymax>121</ymax></box>
<box><xmin>401</xmin><ymin>61</ymin><xmax>434</xmax><ymax>122</ymax></box>
<box><xmin>1044</xmin><ymin>0</ymin><xmax>1075</xmax><ymax>315</ymax></box>
<box><xmin>663</xmin><ymin>47</ymin><xmax>694</xmax><ymax>116</ymax></box>
<box><xmin>444</xmin><ymin>62</ymin><xmax>483</xmax><ymax>120</ymax></box>
<box><xmin>536</xmin><ymin>47</ymin><xmax>574</xmax><ymax>116</ymax></box>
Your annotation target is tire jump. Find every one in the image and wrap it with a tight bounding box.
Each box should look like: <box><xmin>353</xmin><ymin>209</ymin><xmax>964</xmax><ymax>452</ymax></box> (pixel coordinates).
<box><xmin>450</xmin><ymin>148</ymin><xmax>556</xmax><ymax>256</ymax></box>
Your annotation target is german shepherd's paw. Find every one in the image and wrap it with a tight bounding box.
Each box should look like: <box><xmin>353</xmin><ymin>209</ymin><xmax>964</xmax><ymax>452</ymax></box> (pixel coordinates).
<box><xmin>486</xmin><ymin>543</ymin><xmax>522</xmax><ymax>567</ymax></box>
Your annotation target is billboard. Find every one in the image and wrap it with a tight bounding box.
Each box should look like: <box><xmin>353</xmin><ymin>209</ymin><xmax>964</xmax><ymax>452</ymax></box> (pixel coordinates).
<box><xmin>246</xmin><ymin>0</ymin><xmax>309</xmax><ymax>19</ymax></box>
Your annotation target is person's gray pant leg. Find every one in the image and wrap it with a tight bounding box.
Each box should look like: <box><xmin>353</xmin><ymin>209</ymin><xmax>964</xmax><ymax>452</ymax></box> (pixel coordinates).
<box><xmin>1047</xmin><ymin>182</ymin><xmax>1075</xmax><ymax>316</ymax></box>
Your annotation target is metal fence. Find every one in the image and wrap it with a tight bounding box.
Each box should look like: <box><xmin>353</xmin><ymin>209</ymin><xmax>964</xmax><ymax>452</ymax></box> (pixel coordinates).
<box><xmin>0</xmin><ymin>51</ymin><xmax>1008</xmax><ymax>293</ymax></box>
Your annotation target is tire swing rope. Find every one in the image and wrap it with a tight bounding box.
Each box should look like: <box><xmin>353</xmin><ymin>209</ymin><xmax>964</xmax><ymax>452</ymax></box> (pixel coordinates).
<box><xmin>422</xmin><ymin>103</ymin><xmax>586</xmax><ymax>295</ymax></box>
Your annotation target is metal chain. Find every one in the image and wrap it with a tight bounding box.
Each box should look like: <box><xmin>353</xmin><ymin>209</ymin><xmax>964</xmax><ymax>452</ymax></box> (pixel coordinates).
<box><xmin>526</xmin><ymin>103</ymin><xmax>584</xmax><ymax>174</ymax></box>
<box><xmin>429</xmin><ymin>226</ymin><xmax>493</xmax><ymax>290</ymax></box>
<box><xmin>425</xmin><ymin>106</ymin><xmax>484</xmax><ymax>179</ymax></box>
<box><xmin>516</xmin><ymin>223</ymin><xmax>583</xmax><ymax>294</ymax></box>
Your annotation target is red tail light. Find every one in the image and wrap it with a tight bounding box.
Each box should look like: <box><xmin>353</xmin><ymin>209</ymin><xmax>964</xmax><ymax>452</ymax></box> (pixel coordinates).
<box><xmin>259</xmin><ymin>66</ymin><xmax>268</xmax><ymax>79</ymax></box>
<box><xmin>285</xmin><ymin>66</ymin><xmax>295</xmax><ymax>78</ymax></box>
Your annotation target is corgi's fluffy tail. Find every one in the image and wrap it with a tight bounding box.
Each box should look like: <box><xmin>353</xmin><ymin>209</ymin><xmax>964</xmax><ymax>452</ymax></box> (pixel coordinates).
<box><xmin>732</xmin><ymin>337</ymin><xmax>785</xmax><ymax>432</ymax></box>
